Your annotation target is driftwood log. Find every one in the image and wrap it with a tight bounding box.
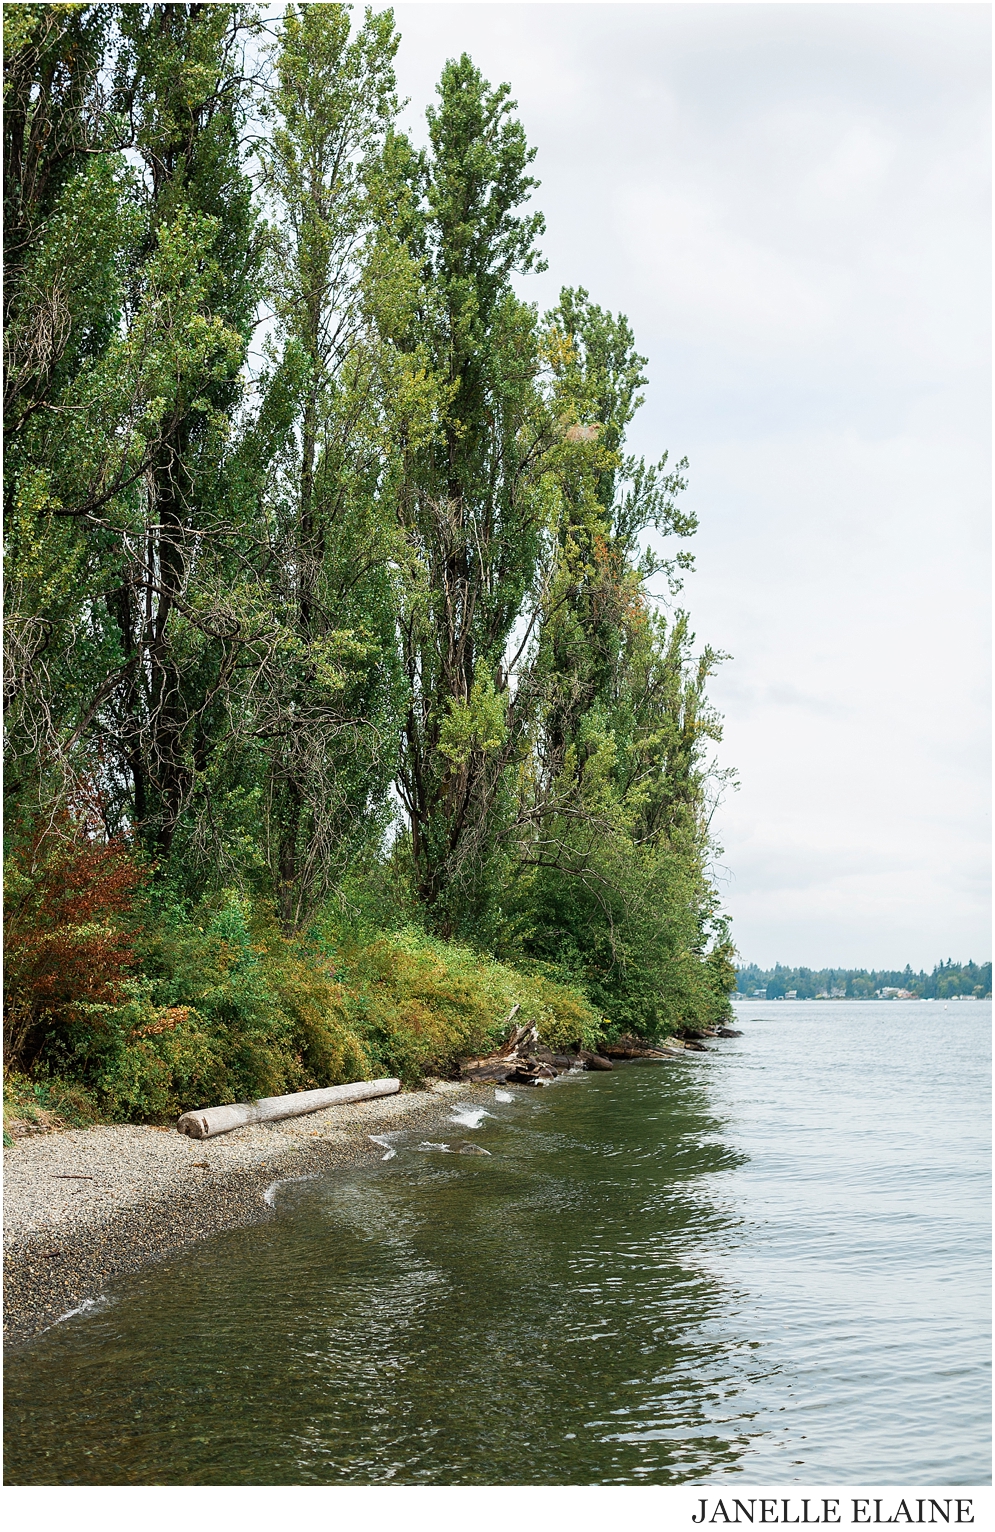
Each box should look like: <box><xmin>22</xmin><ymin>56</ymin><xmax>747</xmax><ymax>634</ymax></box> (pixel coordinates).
<box><xmin>462</xmin><ymin>1006</ymin><xmax>587</xmax><ymax>1085</ymax></box>
<box><xmin>176</xmin><ymin>1079</ymin><xmax>401</xmax><ymax>1140</ymax></box>
<box><xmin>461</xmin><ymin>1007</ymin><xmax>542</xmax><ymax>1081</ymax></box>
<box><xmin>458</xmin><ymin>1010</ymin><xmax>718</xmax><ymax>1085</ymax></box>
<box><xmin>534</xmin><ymin>1049</ymin><xmax>579</xmax><ymax>1070</ymax></box>
<box><xmin>601</xmin><ymin>1034</ymin><xmax>687</xmax><ymax>1060</ymax></box>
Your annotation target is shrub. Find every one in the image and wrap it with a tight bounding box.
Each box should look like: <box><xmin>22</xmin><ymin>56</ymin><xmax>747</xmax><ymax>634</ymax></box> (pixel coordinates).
<box><xmin>5</xmin><ymin>872</ymin><xmax>604</xmax><ymax>1121</ymax></box>
<box><xmin>105</xmin><ymin>891</ymin><xmax>372</xmax><ymax>1114</ymax></box>
<box><xmin>331</xmin><ymin>927</ymin><xmax>604</xmax><ymax>1084</ymax></box>
<box><xmin>3</xmin><ymin>1070</ymin><xmax>101</xmax><ymax>1144</ymax></box>
<box><xmin>3</xmin><ymin>815</ymin><xmax>145</xmax><ymax>1069</ymax></box>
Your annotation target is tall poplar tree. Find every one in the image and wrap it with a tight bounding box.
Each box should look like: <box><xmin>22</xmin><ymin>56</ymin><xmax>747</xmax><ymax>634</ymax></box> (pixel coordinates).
<box><xmin>4</xmin><ymin>3</ymin><xmax>134</xmax><ymax>818</ymax></box>
<box><xmin>257</xmin><ymin>2</ymin><xmax>413</xmax><ymax>931</ymax></box>
<box><xmin>509</xmin><ymin>290</ymin><xmax>734</xmax><ymax>1033</ymax></box>
<box><xmin>99</xmin><ymin>2</ymin><xmax>263</xmax><ymax>859</ymax></box>
<box><xmin>389</xmin><ymin>54</ymin><xmax>551</xmax><ymax>938</ymax></box>
<box><xmin>5</xmin><ymin>4</ymin><xmax>272</xmax><ymax>862</ymax></box>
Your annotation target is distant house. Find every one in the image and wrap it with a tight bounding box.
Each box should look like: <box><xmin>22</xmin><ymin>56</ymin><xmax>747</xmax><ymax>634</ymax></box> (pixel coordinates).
<box><xmin>752</xmin><ymin>988</ymin><xmax>767</xmax><ymax>999</ymax></box>
<box><xmin>785</xmin><ymin>990</ymin><xmax>797</xmax><ymax>999</ymax></box>
<box><xmin>830</xmin><ymin>987</ymin><xmax>846</xmax><ymax>998</ymax></box>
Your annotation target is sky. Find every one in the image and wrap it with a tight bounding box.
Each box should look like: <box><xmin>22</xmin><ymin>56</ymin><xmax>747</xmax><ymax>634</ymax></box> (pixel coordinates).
<box><xmin>390</xmin><ymin>1</ymin><xmax>991</xmax><ymax>970</ymax></box>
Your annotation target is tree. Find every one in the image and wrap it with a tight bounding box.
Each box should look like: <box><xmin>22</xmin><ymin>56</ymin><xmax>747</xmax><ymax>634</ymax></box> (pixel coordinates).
<box><xmin>388</xmin><ymin>54</ymin><xmax>551</xmax><ymax>938</ymax></box>
<box><xmin>505</xmin><ymin>290</ymin><xmax>734</xmax><ymax>1033</ymax></box>
<box><xmin>4</xmin><ymin>2</ymin><xmax>135</xmax><ymax>820</ymax></box>
<box><xmin>4</xmin><ymin>3</ymin><xmax>273</xmax><ymax>879</ymax></box>
<box><xmin>100</xmin><ymin>2</ymin><xmax>264</xmax><ymax>860</ymax></box>
<box><xmin>255</xmin><ymin>1</ymin><xmax>410</xmax><ymax>931</ymax></box>
<box><xmin>4</xmin><ymin>16</ymin><xmax>737</xmax><ymax>1059</ymax></box>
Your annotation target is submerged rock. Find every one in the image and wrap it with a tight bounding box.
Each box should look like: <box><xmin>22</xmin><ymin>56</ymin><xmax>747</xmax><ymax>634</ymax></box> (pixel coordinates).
<box><xmin>458</xmin><ymin>1143</ymin><xmax>491</xmax><ymax>1156</ymax></box>
<box><xmin>717</xmin><ymin>1027</ymin><xmax>743</xmax><ymax>1038</ymax></box>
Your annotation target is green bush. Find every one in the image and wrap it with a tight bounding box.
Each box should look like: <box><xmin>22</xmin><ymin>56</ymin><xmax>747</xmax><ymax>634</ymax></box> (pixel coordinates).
<box><xmin>7</xmin><ymin>883</ymin><xmax>605</xmax><ymax>1121</ymax></box>
<box><xmin>329</xmin><ymin>927</ymin><xmax>604</xmax><ymax>1084</ymax></box>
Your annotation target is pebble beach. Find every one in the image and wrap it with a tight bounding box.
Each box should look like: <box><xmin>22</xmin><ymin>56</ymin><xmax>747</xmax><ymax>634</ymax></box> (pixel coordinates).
<box><xmin>3</xmin><ymin>1081</ymin><xmax>465</xmax><ymax>1347</ymax></box>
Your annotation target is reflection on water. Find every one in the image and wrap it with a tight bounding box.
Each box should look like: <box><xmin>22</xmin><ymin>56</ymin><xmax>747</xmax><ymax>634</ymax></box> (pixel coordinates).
<box><xmin>4</xmin><ymin>1004</ymin><xmax>990</xmax><ymax>1485</ymax></box>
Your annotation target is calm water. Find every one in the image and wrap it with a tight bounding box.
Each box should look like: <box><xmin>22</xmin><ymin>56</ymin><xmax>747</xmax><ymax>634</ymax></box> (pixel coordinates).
<box><xmin>4</xmin><ymin>1002</ymin><xmax>990</xmax><ymax>1485</ymax></box>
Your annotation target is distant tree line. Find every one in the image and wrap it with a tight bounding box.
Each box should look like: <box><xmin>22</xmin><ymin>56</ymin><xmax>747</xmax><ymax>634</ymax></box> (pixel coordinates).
<box><xmin>735</xmin><ymin>961</ymin><xmax>992</xmax><ymax>1001</ymax></box>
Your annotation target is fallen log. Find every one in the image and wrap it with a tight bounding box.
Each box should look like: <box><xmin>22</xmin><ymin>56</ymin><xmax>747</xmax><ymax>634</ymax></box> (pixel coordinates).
<box><xmin>602</xmin><ymin>1044</ymin><xmax>673</xmax><ymax>1060</ymax></box>
<box><xmin>508</xmin><ymin>1057</ymin><xmax>557</xmax><ymax>1084</ymax></box>
<box><xmin>533</xmin><ymin>1048</ymin><xmax>577</xmax><ymax>1070</ymax></box>
<box><xmin>462</xmin><ymin>1063</ymin><xmax>515</xmax><ymax>1083</ymax></box>
<box><xmin>461</xmin><ymin>1005</ymin><xmax>541</xmax><ymax>1078</ymax></box>
<box><xmin>176</xmin><ymin>1078</ymin><xmax>401</xmax><ymax>1140</ymax></box>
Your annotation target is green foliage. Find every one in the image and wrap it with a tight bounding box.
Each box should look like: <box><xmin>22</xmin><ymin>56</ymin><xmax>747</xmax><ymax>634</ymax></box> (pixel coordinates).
<box><xmin>255</xmin><ymin>2</ymin><xmax>410</xmax><ymax>932</ymax></box>
<box><xmin>5</xmin><ymin>873</ymin><xmax>604</xmax><ymax>1119</ymax></box>
<box><xmin>501</xmin><ymin>288</ymin><xmax>736</xmax><ymax>1036</ymax></box>
<box><xmin>324</xmin><ymin>925</ymin><xmax>603</xmax><ymax>1085</ymax></box>
<box><xmin>386</xmin><ymin>54</ymin><xmax>553</xmax><ymax>938</ymax></box>
<box><xmin>16</xmin><ymin>885</ymin><xmax>373</xmax><ymax>1120</ymax></box>
<box><xmin>4</xmin><ymin>9</ymin><xmax>735</xmax><ymax>1120</ymax></box>
<box><xmin>4</xmin><ymin>1071</ymin><xmax>102</xmax><ymax>1141</ymax></box>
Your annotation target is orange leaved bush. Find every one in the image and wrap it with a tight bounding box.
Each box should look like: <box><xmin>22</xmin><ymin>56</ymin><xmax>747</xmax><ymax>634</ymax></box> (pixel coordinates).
<box><xmin>3</xmin><ymin>816</ymin><xmax>145</xmax><ymax>1068</ymax></box>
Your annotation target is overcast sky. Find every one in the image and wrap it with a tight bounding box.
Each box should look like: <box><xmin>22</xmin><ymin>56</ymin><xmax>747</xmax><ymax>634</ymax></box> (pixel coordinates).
<box><xmin>390</xmin><ymin>2</ymin><xmax>991</xmax><ymax>970</ymax></box>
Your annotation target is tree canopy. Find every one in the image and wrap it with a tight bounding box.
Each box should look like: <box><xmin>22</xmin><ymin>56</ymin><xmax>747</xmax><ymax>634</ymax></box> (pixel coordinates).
<box><xmin>4</xmin><ymin>4</ymin><xmax>735</xmax><ymax>1107</ymax></box>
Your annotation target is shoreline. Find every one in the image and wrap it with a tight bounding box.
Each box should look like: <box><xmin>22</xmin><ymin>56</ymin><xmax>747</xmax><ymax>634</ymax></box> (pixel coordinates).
<box><xmin>4</xmin><ymin>1033</ymin><xmax>711</xmax><ymax>1349</ymax></box>
<box><xmin>3</xmin><ymin>1081</ymin><xmax>468</xmax><ymax>1348</ymax></box>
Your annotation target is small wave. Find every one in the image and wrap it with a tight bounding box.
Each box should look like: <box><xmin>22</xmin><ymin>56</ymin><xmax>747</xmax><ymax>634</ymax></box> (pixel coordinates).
<box><xmin>448</xmin><ymin>1104</ymin><xmax>493</xmax><ymax>1129</ymax></box>
<box><xmin>262</xmin><ymin>1173</ymin><xmax>318</xmax><ymax>1207</ymax></box>
<box><xmin>494</xmin><ymin>1089</ymin><xmax>514</xmax><ymax>1103</ymax></box>
<box><xmin>369</xmin><ymin>1135</ymin><xmax>397</xmax><ymax>1161</ymax></box>
<box><xmin>55</xmin><ymin>1295</ymin><xmax>113</xmax><ymax>1325</ymax></box>
<box><xmin>414</xmin><ymin>1141</ymin><xmax>453</xmax><ymax>1152</ymax></box>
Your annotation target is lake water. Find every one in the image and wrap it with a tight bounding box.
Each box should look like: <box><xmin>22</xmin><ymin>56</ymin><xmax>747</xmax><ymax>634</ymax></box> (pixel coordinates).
<box><xmin>4</xmin><ymin>1001</ymin><xmax>990</xmax><ymax>1485</ymax></box>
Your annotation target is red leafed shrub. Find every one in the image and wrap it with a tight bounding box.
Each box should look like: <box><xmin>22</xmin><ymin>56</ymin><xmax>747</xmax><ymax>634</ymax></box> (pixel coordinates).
<box><xmin>4</xmin><ymin>816</ymin><xmax>146</xmax><ymax>1068</ymax></box>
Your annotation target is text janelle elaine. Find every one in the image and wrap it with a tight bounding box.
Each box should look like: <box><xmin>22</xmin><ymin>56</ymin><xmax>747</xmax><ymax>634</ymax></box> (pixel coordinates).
<box><xmin>690</xmin><ymin>1502</ymin><xmax>975</xmax><ymax>1526</ymax></box>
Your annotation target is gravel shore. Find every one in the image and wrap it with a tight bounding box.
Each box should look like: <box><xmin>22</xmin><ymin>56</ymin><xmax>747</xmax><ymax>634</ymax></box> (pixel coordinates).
<box><xmin>3</xmin><ymin>1082</ymin><xmax>466</xmax><ymax>1348</ymax></box>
